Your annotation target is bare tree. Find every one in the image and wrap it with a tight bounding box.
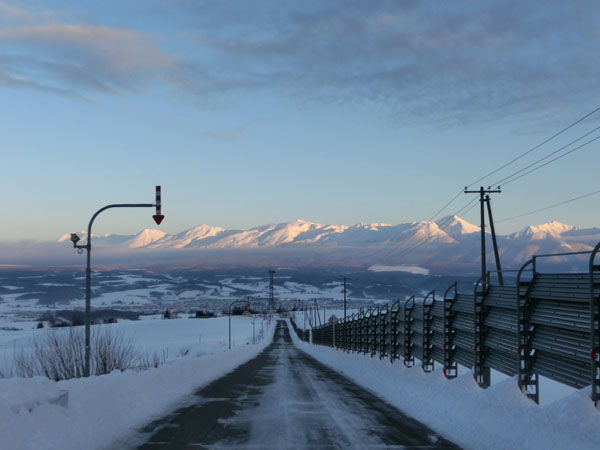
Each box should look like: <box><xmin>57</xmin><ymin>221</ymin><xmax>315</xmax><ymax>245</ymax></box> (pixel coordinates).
<box><xmin>11</xmin><ymin>326</ymin><xmax>149</xmax><ymax>381</ymax></box>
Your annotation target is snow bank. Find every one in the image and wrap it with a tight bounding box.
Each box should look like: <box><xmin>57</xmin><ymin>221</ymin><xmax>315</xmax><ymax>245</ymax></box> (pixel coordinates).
<box><xmin>288</xmin><ymin>321</ymin><xmax>599</xmax><ymax>450</ymax></box>
<box><xmin>0</xmin><ymin>317</ymin><xmax>275</xmax><ymax>450</ymax></box>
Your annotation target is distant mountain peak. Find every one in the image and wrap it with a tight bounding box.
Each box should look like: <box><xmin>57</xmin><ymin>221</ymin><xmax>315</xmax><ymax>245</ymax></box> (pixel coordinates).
<box><xmin>514</xmin><ymin>221</ymin><xmax>574</xmax><ymax>240</ymax></box>
<box><xmin>436</xmin><ymin>215</ymin><xmax>480</xmax><ymax>238</ymax></box>
<box><xmin>125</xmin><ymin>229</ymin><xmax>167</xmax><ymax>248</ymax></box>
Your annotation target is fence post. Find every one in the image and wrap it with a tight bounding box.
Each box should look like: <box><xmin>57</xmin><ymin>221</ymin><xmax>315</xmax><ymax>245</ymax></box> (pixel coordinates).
<box><xmin>422</xmin><ymin>290</ymin><xmax>435</xmax><ymax>372</ymax></box>
<box><xmin>590</xmin><ymin>244</ymin><xmax>600</xmax><ymax>407</ymax></box>
<box><xmin>474</xmin><ymin>276</ymin><xmax>491</xmax><ymax>388</ymax></box>
<box><xmin>333</xmin><ymin>320</ymin><xmax>336</xmax><ymax>348</ymax></box>
<box><xmin>362</xmin><ymin>310</ymin><xmax>369</xmax><ymax>355</ymax></box>
<box><xmin>371</xmin><ymin>306</ymin><xmax>380</xmax><ymax>358</ymax></box>
<box><xmin>350</xmin><ymin>314</ymin><xmax>354</xmax><ymax>351</ymax></box>
<box><xmin>517</xmin><ymin>259</ymin><xmax>538</xmax><ymax>403</ymax></box>
<box><xmin>443</xmin><ymin>283</ymin><xmax>458</xmax><ymax>379</ymax></box>
<box><xmin>390</xmin><ymin>300</ymin><xmax>400</xmax><ymax>363</ymax></box>
<box><xmin>358</xmin><ymin>310</ymin><xmax>364</xmax><ymax>353</ymax></box>
<box><xmin>404</xmin><ymin>297</ymin><xmax>415</xmax><ymax>367</ymax></box>
<box><xmin>381</xmin><ymin>304</ymin><xmax>390</xmax><ymax>360</ymax></box>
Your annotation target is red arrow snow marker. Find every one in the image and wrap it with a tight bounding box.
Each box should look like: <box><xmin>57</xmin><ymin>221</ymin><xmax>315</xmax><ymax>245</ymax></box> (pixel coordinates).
<box><xmin>153</xmin><ymin>186</ymin><xmax>164</xmax><ymax>225</ymax></box>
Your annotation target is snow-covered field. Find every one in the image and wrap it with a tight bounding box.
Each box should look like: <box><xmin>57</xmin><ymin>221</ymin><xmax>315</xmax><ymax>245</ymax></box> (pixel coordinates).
<box><xmin>289</xmin><ymin>319</ymin><xmax>600</xmax><ymax>450</ymax></box>
<box><xmin>1</xmin><ymin>268</ymin><xmax>425</xmax><ymax>323</ymax></box>
<box><xmin>0</xmin><ymin>272</ymin><xmax>352</xmax><ymax>321</ymax></box>
<box><xmin>0</xmin><ymin>315</ymin><xmax>275</xmax><ymax>450</ymax></box>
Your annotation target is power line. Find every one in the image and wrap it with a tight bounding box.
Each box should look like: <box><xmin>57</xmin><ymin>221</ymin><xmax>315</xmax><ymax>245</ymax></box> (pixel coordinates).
<box><xmin>491</xmin><ymin>124</ymin><xmax>600</xmax><ymax>187</ymax></box>
<box><xmin>379</xmin><ymin>106</ymin><xmax>600</xmax><ymax>265</ymax></box>
<box><xmin>499</xmin><ymin>134</ymin><xmax>600</xmax><ymax>187</ymax></box>
<box><xmin>466</xmin><ymin>105</ymin><xmax>600</xmax><ymax>189</ymax></box>
<box><xmin>388</xmin><ymin>184</ymin><xmax>600</xmax><ymax>263</ymax></box>
<box><xmin>384</xmin><ymin>197</ymin><xmax>479</xmax><ymax>264</ymax></box>
<box><xmin>428</xmin><ymin>189</ymin><xmax>464</xmax><ymax>221</ymax></box>
<box><xmin>387</xmin><ymin>200</ymin><xmax>480</xmax><ymax>263</ymax></box>
<box><xmin>496</xmin><ymin>188</ymin><xmax>600</xmax><ymax>224</ymax></box>
<box><xmin>372</xmin><ymin>188</ymin><xmax>465</xmax><ymax>265</ymax></box>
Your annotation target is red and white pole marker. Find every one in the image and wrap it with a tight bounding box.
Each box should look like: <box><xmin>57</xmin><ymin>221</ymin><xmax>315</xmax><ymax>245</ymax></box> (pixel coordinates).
<box><xmin>153</xmin><ymin>185</ymin><xmax>165</xmax><ymax>225</ymax></box>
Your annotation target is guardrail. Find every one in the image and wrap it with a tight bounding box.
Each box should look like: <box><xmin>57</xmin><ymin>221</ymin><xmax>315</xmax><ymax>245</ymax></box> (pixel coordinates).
<box><xmin>299</xmin><ymin>244</ymin><xmax>600</xmax><ymax>407</ymax></box>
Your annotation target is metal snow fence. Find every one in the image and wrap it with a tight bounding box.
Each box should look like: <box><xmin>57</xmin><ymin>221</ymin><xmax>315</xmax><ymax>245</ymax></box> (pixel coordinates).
<box><xmin>516</xmin><ymin>245</ymin><xmax>600</xmax><ymax>404</ymax></box>
<box><xmin>307</xmin><ymin>241</ymin><xmax>600</xmax><ymax>408</ymax></box>
<box><xmin>389</xmin><ymin>297</ymin><xmax>415</xmax><ymax>366</ymax></box>
<box><xmin>379</xmin><ymin>304</ymin><xmax>390</xmax><ymax>360</ymax></box>
<box><xmin>448</xmin><ymin>290</ymin><xmax>475</xmax><ymax>371</ymax></box>
<box><xmin>289</xmin><ymin>317</ymin><xmax>308</xmax><ymax>342</ymax></box>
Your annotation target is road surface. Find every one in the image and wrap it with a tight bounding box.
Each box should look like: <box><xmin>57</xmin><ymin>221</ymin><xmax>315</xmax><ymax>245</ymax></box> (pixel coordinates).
<box><xmin>135</xmin><ymin>321</ymin><xmax>459</xmax><ymax>449</ymax></box>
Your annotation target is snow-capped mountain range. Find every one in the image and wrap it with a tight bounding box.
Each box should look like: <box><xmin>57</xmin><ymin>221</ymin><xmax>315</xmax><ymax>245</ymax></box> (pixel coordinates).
<box><xmin>57</xmin><ymin>216</ymin><xmax>600</xmax><ymax>271</ymax></box>
<box><xmin>58</xmin><ymin>216</ymin><xmax>479</xmax><ymax>249</ymax></box>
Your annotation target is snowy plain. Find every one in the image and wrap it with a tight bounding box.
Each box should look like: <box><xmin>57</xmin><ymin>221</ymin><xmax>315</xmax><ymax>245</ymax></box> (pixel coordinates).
<box><xmin>0</xmin><ymin>315</ymin><xmax>274</xmax><ymax>450</ymax></box>
<box><xmin>288</xmin><ymin>318</ymin><xmax>600</xmax><ymax>450</ymax></box>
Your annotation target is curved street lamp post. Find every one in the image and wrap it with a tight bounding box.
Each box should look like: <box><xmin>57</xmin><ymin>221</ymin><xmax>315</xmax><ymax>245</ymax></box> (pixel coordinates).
<box><xmin>70</xmin><ymin>186</ymin><xmax>164</xmax><ymax>377</ymax></box>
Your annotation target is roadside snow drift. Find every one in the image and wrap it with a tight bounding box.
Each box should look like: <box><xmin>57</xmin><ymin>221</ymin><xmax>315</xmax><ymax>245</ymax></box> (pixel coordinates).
<box><xmin>0</xmin><ymin>316</ymin><xmax>274</xmax><ymax>450</ymax></box>
<box><xmin>289</xmin><ymin>321</ymin><xmax>600</xmax><ymax>450</ymax></box>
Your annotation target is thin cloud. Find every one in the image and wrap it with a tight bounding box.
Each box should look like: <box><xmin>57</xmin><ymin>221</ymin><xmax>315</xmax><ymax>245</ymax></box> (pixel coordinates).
<box><xmin>168</xmin><ymin>0</ymin><xmax>600</xmax><ymax>123</ymax></box>
<box><xmin>0</xmin><ymin>2</ymin><xmax>25</xmax><ymax>21</ymax></box>
<box><xmin>2</xmin><ymin>1</ymin><xmax>600</xmax><ymax>124</ymax></box>
<box><xmin>0</xmin><ymin>10</ymin><xmax>175</xmax><ymax>97</ymax></box>
<box><xmin>0</xmin><ymin>68</ymin><xmax>86</xmax><ymax>99</ymax></box>
<box><xmin>0</xmin><ymin>1</ymin><xmax>70</xmax><ymax>25</ymax></box>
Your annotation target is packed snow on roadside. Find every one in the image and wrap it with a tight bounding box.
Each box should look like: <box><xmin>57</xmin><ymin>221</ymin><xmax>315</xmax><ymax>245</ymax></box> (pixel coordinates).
<box><xmin>0</xmin><ymin>315</ymin><xmax>274</xmax><ymax>450</ymax></box>
<box><xmin>288</xmin><ymin>319</ymin><xmax>600</xmax><ymax>450</ymax></box>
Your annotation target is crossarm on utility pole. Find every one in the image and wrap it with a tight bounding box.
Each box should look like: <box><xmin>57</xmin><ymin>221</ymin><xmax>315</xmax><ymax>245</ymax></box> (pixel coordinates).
<box><xmin>464</xmin><ymin>187</ymin><xmax>501</xmax><ymax>293</ymax></box>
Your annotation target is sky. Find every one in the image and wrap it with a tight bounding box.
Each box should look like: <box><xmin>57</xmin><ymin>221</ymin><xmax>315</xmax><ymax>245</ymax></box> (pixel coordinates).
<box><xmin>2</xmin><ymin>0</ymin><xmax>600</xmax><ymax>243</ymax></box>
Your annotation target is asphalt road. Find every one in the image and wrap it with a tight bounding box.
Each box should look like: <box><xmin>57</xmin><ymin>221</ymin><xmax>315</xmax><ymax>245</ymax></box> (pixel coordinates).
<box><xmin>134</xmin><ymin>321</ymin><xmax>459</xmax><ymax>449</ymax></box>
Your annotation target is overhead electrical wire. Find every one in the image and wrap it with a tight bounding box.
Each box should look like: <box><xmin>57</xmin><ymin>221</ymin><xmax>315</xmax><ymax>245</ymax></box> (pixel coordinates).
<box><xmin>496</xmin><ymin>188</ymin><xmax>600</xmax><ymax>224</ymax></box>
<box><xmin>465</xmin><ymin>105</ymin><xmax>600</xmax><ymax>189</ymax></box>
<box><xmin>383</xmin><ymin>119</ymin><xmax>600</xmax><ymax>262</ymax></box>
<box><xmin>427</xmin><ymin>189</ymin><xmax>464</xmax><ymax>222</ymax></box>
<box><xmin>378</xmin><ymin>104</ymin><xmax>600</xmax><ymax>265</ymax></box>
<box><xmin>490</xmin><ymin>124</ymin><xmax>600</xmax><ymax>187</ymax></box>
<box><xmin>382</xmin><ymin>197</ymin><xmax>479</xmax><ymax>265</ymax></box>
<box><xmin>371</xmin><ymin>188</ymin><xmax>466</xmax><ymax>266</ymax></box>
<box><xmin>385</xmin><ymin>200</ymin><xmax>480</xmax><ymax>264</ymax></box>
<box><xmin>404</xmin><ymin>104</ymin><xmax>600</xmax><ymax>245</ymax></box>
<box><xmin>495</xmin><ymin>134</ymin><xmax>600</xmax><ymax>187</ymax></box>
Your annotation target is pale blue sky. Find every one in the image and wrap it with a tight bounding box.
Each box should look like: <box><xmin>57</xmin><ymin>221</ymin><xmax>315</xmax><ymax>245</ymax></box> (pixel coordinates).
<box><xmin>2</xmin><ymin>0</ymin><xmax>600</xmax><ymax>242</ymax></box>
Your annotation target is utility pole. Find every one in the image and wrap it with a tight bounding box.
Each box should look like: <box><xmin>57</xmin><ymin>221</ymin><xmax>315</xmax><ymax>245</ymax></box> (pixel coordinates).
<box><xmin>268</xmin><ymin>269</ymin><xmax>275</xmax><ymax>312</ymax></box>
<box><xmin>338</xmin><ymin>277</ymin><xmax>351</xmax><ymax>320</ymax></box>
<box><xmin>486</xmin><ymin>195</ymin><xmax>503</xmax><ymax>286</ymax></box>
<box><xmin>464</xmin><ymin>186</ymin><xmax>501</xmax><ymax>293</ymax></box>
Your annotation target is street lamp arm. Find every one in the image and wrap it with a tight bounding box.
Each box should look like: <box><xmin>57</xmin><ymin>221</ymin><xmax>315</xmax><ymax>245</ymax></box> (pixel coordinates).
<box><xmin>70</xmin><ymin>201</ymin><xmax>156</xmax><ymax>378</ymax></box>
<box><xmin>86</xmin><ymin>203</ymin><xmax>155</xmax><ymax>248</ymax></box>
